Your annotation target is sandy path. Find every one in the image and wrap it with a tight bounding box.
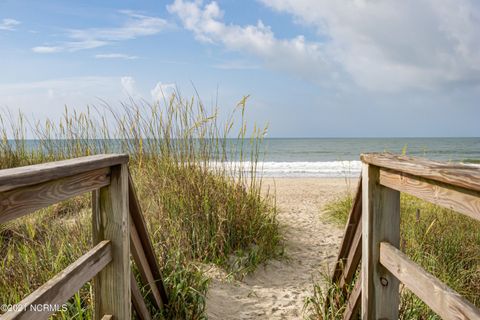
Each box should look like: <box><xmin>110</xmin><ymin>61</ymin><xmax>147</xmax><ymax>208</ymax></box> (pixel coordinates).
<box><xmin>206</xmin><ymin>178</ymin><xmax>356</xmax><ymax>319</ymax></box>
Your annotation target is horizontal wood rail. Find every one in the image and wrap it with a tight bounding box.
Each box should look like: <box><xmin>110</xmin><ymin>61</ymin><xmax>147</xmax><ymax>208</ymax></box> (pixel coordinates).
<box><xmin>0</xmin><ymin>167</ymin><xmax>110</xmax><ymax>224</ymax></box>
<box><xmin>332</xmin><ymin>153</ymin><xmax>480</xmax><ymax>319</ymax></box>
<box><xmin>1</xmin><ymin>241</ymin><xmax>112</xmax><ymax>320</ymax></box>
<box><xmin>0</xmin><ymin>154</ymin><xmax>128</xmax><ymax>192</ymax></box>
<box><xmin>0</xmin><ymin>155</ymin><xmax>168</xmax><ymax>320</ymax></box>
<box><xmin>361</xmin><ymin>153</ymin><xmax>480</xmax><ymax>192</ymax></box>
<box><xmin>380</xmin><ymin>242</ymin><xmax>480</xmax><ymax>320</ymax></box>
<box><xmin>378</xmin><ymin>167</ymin><xmax>480</xmax><ymax>222</ymax></box>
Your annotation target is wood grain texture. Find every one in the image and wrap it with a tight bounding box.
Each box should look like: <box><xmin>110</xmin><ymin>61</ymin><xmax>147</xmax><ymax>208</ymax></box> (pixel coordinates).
<box><xmin>0</xmin><ymin>154</ymin><xmax>128</xmax><ymax>192</ymax></box>
<box><xmin>362</xmin><ymin>164</ymin><xmax>400</xmax><ymax>320</ymax></box>
<box><xmin>379</xmin><ymin>168</ymin><xmax>480</xmax><ymax>222</ymax></box>
<box><xmin>339</xmin><ymin>219</ymin><xmax>361</xmax><ymax>290</ymax></box>
<box><xmin>130</xmin><ymin>217</ymin><xmax>163</xmax><ymax>310</ymax></box>
<box><xmin>100</xmin><ymin>316</ymin><xmax>113</xmax><ymax>320</ymax></box>
<box><xmin>332</xmin><ymin>177</ymin><xmax>362</xmax><ymax>283</ymax></box>
<box><xmin>380</xmin><ymin>242</ymin><xmax>480</xmax><ymax>320</ymax></box>
<box><xmin>92</xmin><ymin>164</ymin><xmax>130</xmax><ymax>320</ymax></box>
<box><xmin>131</xmin><ymin>273</ymin><xmax>152</xmax><ymax>320</ymax></box>
<box><xmin>0</xmin><ymin>168</ymin><xmax>110</xmax><ymax>224</ymax></box>
<box><xmin>128</xmin><ymin>173</ymin><xmax>168</xmax><ymax>307</ymax></box>
<box><xmin>343</xmin><ymin>279</ymin><xmax>361</xmax><ymax>320</ymax></box>
<box><xmin>0</xmin><ymin>241</ymin><xmax>111</xmax><ymax>320</ymax></box>
<box><xmin>361</xmin><ymin>153</ymin><xmax>480</xmax><ymax>193</ymax></box>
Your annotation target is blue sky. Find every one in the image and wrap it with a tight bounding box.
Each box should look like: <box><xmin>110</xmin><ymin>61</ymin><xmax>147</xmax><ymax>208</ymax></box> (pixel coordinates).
<box><xmin>0</xmin><ymin>0</ymin><xmax>479</xmax><ymax>137</ymax></box>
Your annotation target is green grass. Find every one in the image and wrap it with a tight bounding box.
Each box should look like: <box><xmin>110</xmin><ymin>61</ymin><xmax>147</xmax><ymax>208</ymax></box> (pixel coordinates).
<box><xmin>0</xmin><ymin>95</ymin><xmax>282</xmax><ymax>319</ymax></box>
<box><xmin>305</xmin><ymin>191</ymin><xmax>480</xmax><ymax>319</ymax></box>
<box><xmin>303</xmin><ymin>273</ymin><xmax>353</xmax><ymax>320</ymax></box>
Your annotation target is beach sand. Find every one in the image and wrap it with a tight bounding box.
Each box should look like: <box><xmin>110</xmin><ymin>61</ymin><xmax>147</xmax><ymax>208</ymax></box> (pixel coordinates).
<box><xmin>206</xmin><ymin>177</ymin><xmax>357</xmax><ymax>319</ymax></box>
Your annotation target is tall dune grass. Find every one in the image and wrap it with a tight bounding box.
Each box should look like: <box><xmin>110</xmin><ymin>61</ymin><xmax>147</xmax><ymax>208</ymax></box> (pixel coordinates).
<box><xmin>305</xmin><ymin>192</ymin><xmax>480</xmax><ymax>319</ymax></box>
<box><xmin>0</xmin><ymin>94</ymin><xmax>282</xmax><ymax>319</ymax></box>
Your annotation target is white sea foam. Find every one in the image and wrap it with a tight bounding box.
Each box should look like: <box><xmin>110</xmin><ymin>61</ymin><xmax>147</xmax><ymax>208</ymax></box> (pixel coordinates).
<box><xmin>209</xmin><ymin>161</ymin><xmax>362</xmax><ymax>177</ymax></box>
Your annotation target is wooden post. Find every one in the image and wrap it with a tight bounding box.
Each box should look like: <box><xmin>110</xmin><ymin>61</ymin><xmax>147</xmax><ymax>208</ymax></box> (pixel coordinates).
<box><xmin>362</xmin><ymin>163</ymin><xmax>400</xmax><ymax>319</ymax></box>
<box><xmin>92</xmin><ymin>164</ymin><xmax>131</xmax><ymax>319</ymax></box>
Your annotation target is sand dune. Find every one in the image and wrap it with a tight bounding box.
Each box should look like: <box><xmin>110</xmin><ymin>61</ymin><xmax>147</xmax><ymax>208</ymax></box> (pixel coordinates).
<box><xmin>206</xmin><ymin>178</ymin><xmax>356</xmax><ymax>319</ymax></box>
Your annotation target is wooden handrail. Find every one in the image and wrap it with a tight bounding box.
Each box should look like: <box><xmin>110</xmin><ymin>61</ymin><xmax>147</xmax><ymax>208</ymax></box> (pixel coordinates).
<box><xmin>380</xmin><ymin>242</ymin><xmax>480</xmax><ymax>320</ymax></box>
<box><xmin>333</xmin><ymin>153</ymin><xmax>480</xmax><ymax>319</ymax></box>
<box><xmin>0</xmin><ymin>154</ymin><xmax>168</xmax><ymax>320</ymax></box>
<box><xmin>338</xmin><ymin>219</ymin><xmax>361</xmax><ymax>290</ymax></box>
<box><xmin>361</xmin><ymin>152</ymin><xmax>480</xmax><ymax>192</ymax></box>
<box><xmin>1</xmin><ymin>241</ymin><xmax>112</xmax><ymax>320</ymax></box>
<box><xmin>330</xmin><ymin>179</ymin><xmax>362</xmax><ymax>319</ymax></box>
<box><xmin>332</xmin><ymin>177</ymin><xmax>362</xmax><ymax>284</ymax></box>
<box><xmin>129</xmin><ymin>173</ymin><xmax>169</xmax><ymax>309</ymax></box>
<box><xmin>0</xmin><ymin>167</ymin><xmax>110</xmax><ymax>224</ymax></box>
<box><xmin>131</xmin><ymin>273</ymin><xmax>152</xmax><ymax>320</ymax></box>
<box><xmin>343</xmin><ymin>278</ymin><xmax>361</xmax><ymax>320</ymax></box>
<box><xmin>379</xmin><ymin>168</ymin><xmax>480</xmax><ymax>222</ymax></box>
<box><xmin>0</xmin><ymin>154</ymin><xmax>128</xmax><ymax>192</ymax></box>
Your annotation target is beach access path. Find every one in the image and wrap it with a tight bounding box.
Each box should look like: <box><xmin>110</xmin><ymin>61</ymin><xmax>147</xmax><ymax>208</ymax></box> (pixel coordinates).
<box><xmin>206</xmin><ymin>178</ymin><xmax>355</xmax><ymax>319</ymax></box>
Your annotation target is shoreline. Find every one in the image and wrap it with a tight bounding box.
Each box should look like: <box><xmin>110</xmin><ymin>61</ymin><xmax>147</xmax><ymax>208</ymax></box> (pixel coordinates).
<box><xmin>259</xmin><ymin>176</ymin><xmax>360</xmax><ymax>180</ymax></box>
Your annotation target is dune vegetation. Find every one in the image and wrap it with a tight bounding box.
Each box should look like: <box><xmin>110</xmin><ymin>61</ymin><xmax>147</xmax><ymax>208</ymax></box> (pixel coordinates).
<box><xmin>0</xmin><ymin>95</ymin><xmax>282</xmax><ymax>319</ymax></box>
<box><xmin>305</xmin><ymin>191</ymin><xmax>480</xmax><ymax>319</ymax></box>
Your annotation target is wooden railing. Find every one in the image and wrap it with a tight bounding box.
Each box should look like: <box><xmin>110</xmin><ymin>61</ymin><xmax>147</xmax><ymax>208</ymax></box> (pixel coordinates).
<box><xmin>332</xmin><ymin>153</ymin><xmax>480</xmax><ymax>320</ymax></box>
<box><xmin>0</xmin><ymin>154</ymin><xmax>168</xmax><ymax>320</ymax></box>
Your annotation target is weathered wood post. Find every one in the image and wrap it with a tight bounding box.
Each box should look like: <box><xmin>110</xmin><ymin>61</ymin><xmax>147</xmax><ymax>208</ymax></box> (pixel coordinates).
<box><xmin>362</xmin><ymin>164</ymin><xmax>400</xmax><ymax>319</ymax></box>
<box><xmin>92</xmin><ymin>163</ymin><xmax>131</xmax><ymax>319</ymax></box>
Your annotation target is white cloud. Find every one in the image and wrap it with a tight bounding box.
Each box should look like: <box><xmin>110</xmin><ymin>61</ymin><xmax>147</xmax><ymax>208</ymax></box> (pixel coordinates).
<box><xmin>0</xmin><ymin>76</ymin><xmax>125</xmax><ymax>117</ymax></box>
<box><xmin>0</xmin><ymin>76</ymin><xmax>177</xmax><ymax>118</ymax></box>
<box><xmin>70</xmin><ymin>10</ymin><xmax>168</xmax><ymax>42</ymax></box>
<box><xmin>32</xmin><ymin>11</ymin><xmax>168</xmax><ymax>53</ymax></box>
<box><xmin>121</xmin><ymin>76</ymin><xmax>138</xmax><ymax>96</ymax></box>
<box><xmin>47</xmin><ymin>88</ymin><xmax>55</xmax><ymax>99</ymax></box>
<box><xmin>167</xmin><ymin>0</ymin><xmax>340</xmax><ymax>87</ymax></box>
<box><xmin>32</xmin><ymin>46</ymin><xmax>63</xmax><ymax>53</ymax></box>
<box><xmin>168</xmin><ymin>0</ymin><xmax>480</xmax><ymax>91</ymax></box>
<box><xmin>0</xmin><ymin>18</ymin><xmax>20</xmax><ymax>31</ymax></box>
<box><xmin>0</xmin><ymin>77</ymin><xmax>117</xmax><ymax>92</ymax></box>
<box><xmin>258</xmin><ymin>0</ymin><xmax>480</xmax><ymax>91</ymax></box>
<box><xmin>213</xmin><ymin>60</ymin><xmax>260</xmax><ymax>70</ymax></box>
<box><xmin>151</xmin><ymin>82</ymin><xmax>176</xmax><ymax>101</ymax></box>
<box><xmin>95</xmin><ymin>53</ymin><xmax>139</xmax><ymax>60</ymax></box>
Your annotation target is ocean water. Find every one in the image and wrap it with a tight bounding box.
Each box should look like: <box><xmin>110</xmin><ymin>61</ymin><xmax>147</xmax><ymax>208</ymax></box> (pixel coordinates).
<box><xmin>251</xmin><ymin>138</ymin><xmax>480</xmax><ymax>177</ymax></box>
<box><xmin>11</xmin><ymin>138</ymin><xmax>480</xmax><ymax>178</ymax></box>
